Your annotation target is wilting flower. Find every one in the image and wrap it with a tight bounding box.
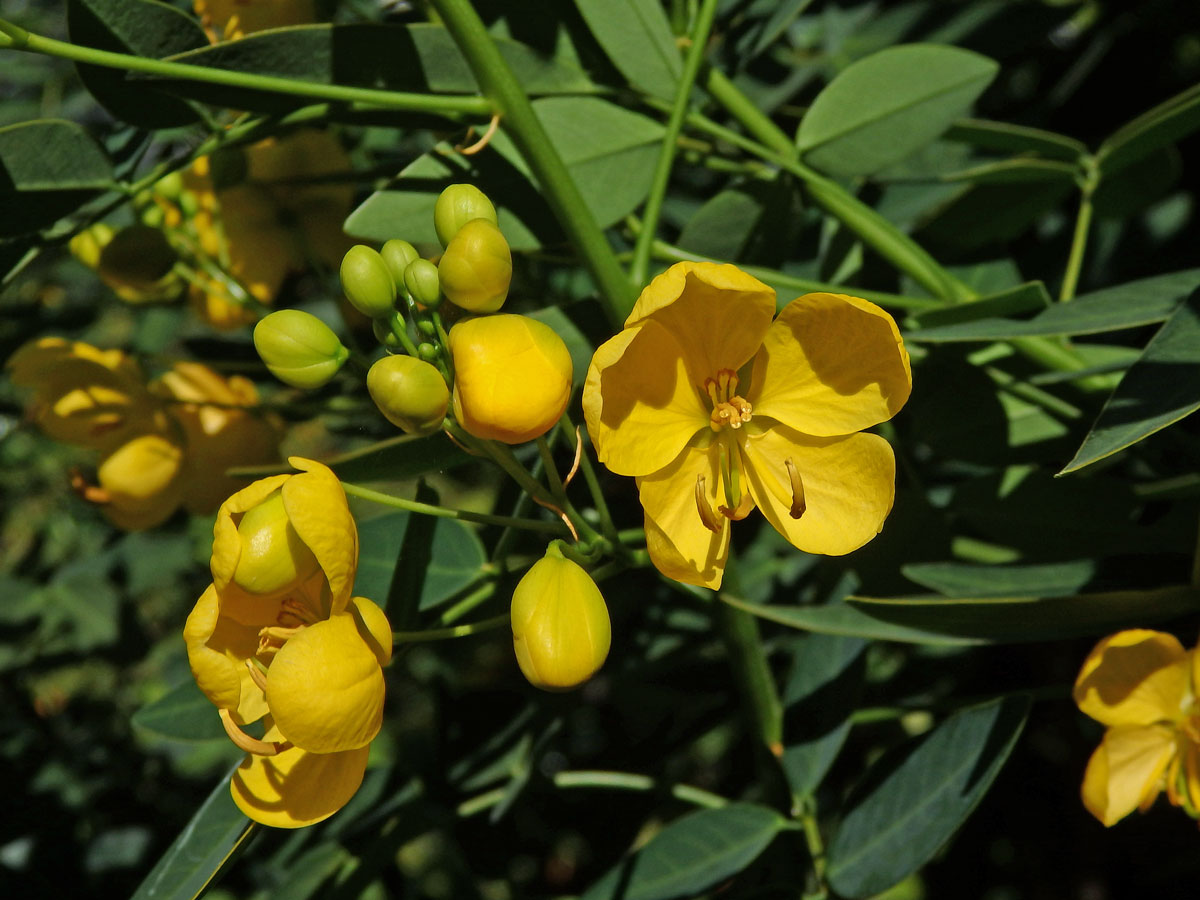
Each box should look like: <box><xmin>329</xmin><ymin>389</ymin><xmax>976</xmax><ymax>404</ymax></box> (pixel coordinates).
<box><xmin>1074</xmin><ymin>629</ymin><xmax>1200</xmax><ymax>826</ymax></box>
<box><xmin>583</xmin><ymin>262</ymin><xmax>911</xmax><ymax>589</ymax></box>
<box><xmin>185</xmin><ymin>458</ymin><xmax>392</xmax><ymax>828</ymax></box>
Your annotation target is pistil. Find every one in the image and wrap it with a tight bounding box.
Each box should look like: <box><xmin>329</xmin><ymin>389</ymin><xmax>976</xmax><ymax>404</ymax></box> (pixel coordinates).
<box><xmin>219</xmin><ymin>708</ymin><xmax>292</xmax><ymax>756</ymax></box>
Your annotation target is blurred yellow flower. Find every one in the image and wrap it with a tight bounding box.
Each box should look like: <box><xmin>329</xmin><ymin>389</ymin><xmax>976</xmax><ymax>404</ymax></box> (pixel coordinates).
<box><xmin>195</xmin><ymin>0</ymin><xmax>316</xmax><ymax>41</ymax></box>
<box><xmin>583</xmin><ymin>262</ymin><xmax>911</xmax><ymax>589</ymax></box>
<box><xmin>1074</xmin><ymin>629</ymin><xmax>1200</xmax><ymax>826</ymax></box>
<box><xmin>185</xmin><ymin>458</ymin><xmax>393</xmax><ymax>828</ymax></box>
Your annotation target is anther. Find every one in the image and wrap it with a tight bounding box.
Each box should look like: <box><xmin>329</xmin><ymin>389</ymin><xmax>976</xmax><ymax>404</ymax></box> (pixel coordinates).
<box><xmin>219</xmin><ymin>708</ymin><xmax>292</xmax><ymax>757</ymax></box>
<box><xmin>785</xmin><ymin>459</ymin><xmax>806</xmax><ymax>519</ymax></box>
<box><xmin>719</xmin><ymin>492</ymin><xmax>755</xmax><ymax>521</ymax></box>
<box><xmin>694</xmin><ymin>476</ymin><xmax>724</xmax><ymax>534</ymax></box>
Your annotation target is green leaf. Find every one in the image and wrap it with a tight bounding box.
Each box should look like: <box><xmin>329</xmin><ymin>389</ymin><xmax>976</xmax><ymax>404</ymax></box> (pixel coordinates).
<box><xmin>132</xmin><ymin>680</ymin><xmax>227</xmax><ymax>742</ymax></box>
<box><xmin>1099</xmin><ymin>82</ymin><xmax>1200</xmax><ymax>175</ymax></box>
<box><xmin>346</xmin><ymin>97</ymin><xmax>664</xmax><ymax>250</ymax></box>
<box><xmin>0</xmin><ymin>119</ymin><xmax>113</xmax><ymax>237</ymax></box>
<box><xmin>149</xmin><ymin>23</ymin><xmax>596</xmax><ymax>112</ymax></box>
<box><xmin>67</xmin><ymin>0</ymin><xmax>208</xmax><ymax>128</ymax></box>
<box><xmin>825</xmin><ymin>696</ymin><xmax>1028</xmax><ymax>898</ymax></box>
<box><xmin>580</xmin><ymin>804</ymin><xmax>785</xmax><ymax>900</ymax></box>
<box><xmin>944</xmin><ymin>118</ymin><xmax>1087</xmax><ymax>162</ymax></box>
<box><xmin>231</xmin><ymin>433</ymin><xmax>472</xmax><ymax>482</ymax></box>
<box><xmin>130</xmin><ymin>771</ymin><xmax>253</xmax><ymax>900</ymax></box>
<box><xmin>938</xmin><ymin>156</ymin><xmax>1080</xmax><ymax>186</ymax></box>
<box><xmin>573</xmin><ymin>0</ymin><xmax>682</xmax><ymax>101</ymax></box>
<box><xmin>1061</xmin><ymin>289</ymin><xmax>1200</xmax><ymax>473</ymax></box>
<box><xmin>797</xmin><ymin>44</ymin><xmax>999</xmax><ymax>176</ymax></box>
<box><xmin>909</xmin><ymin>281</ymin><xmax>1049</xmax><ymax>329</ymax></box>
<box><xmin>901</xmin><ymin>560</ymin><xmax>1097</xmax><ymax>598</ymax></box>
<box><xmin>907</xmin><ymin>269</ymin><xmax>1200</xmax><ymax>341</ymax></box>
<box><xmin>846</xmin><ymin>585</ymin><xmax>1200</xmax><ymax>643</ymax></box>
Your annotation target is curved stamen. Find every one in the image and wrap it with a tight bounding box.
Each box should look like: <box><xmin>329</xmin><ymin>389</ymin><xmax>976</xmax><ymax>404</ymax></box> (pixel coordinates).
<box><xmin>245</xmin><ymin>659</ymin><xmax>269</xmax><ymax>693</ymax></box>
<box><xmin>219</xmin><ymin>708</ymin><xmax>292</xmax><ymax>756</ymax></box>
<box><xmin>785</xmin><ymin>458</ymin><xmax>806</xmax><ymax>519</ymax></box>
<box><xmin>694</xmin><ymin>475</ymin><xmax>723</xmax><ymax>534</ymax></box>
<box><xmin>719</xmin><ymin>493</ymin><xmax>754</xmax><ymax>520</ymax></box>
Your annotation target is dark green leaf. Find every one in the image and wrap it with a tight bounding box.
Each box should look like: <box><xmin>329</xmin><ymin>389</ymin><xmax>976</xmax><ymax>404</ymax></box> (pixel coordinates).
<box><xmin>944</xmin><ymin>118</ymin><xmax>1086</xmax><ymax>162</ymax></box>
<box><xmin>909</xmin><ymin>281</ymin><xmax>1049</xmax><ymax>329</ymax></box>
<box><xmin>132</xmin><ymin>680</ymin><xmax>227</xmax><ymax>742</ymax></box>
<box><xmin>230</xmin><ymin>433</ymin><xmax>472</xmax><ymax>482</ymax></box>
<box><xmin>1099</xmin><ymin>82</ymin><xmax>1200</xmax><ymax>175</ymax></box>
<box><xmin>901</xmin><ymin>560</ymin><xmax>1097</xmax><ymax>597</ymax></box>
<box><xmin>846</xmin><ymin>585</ymin><xmax>1200</xmax><ymax>642</ymax></box>
<box><xmin>1061</xmin><ymin>289</ymin><xmax>1200</xmax><ymax>473</ymax></box>
<box><xmin>939</xmin><ymin>156</ymin><xmax>1079</xmax><ymax>185</ymax></box>
<box><xmin>573</xmin><ymin>0</ymin><xmax>681</xmax><ymax>101</ymax></box>
<box><xmin>907</xmin><ymin>269</ymin><xmax>1200</xmax><ymax>341</ymax></box>
<box><xmin>580</xmin><ymin>804</ymin><xmax>785</xmax><ymax>900</ymax></box>
<box><xmin>797</xmin><ymin>44</ymin><xmax>999</xmax><ymax>176</ymax></box>
<box><xmin>67</xmin><ymin>0</ymin><xmax>208</xmax><ymax>128</ymax></box>
<box><xmin>130</xmin><ymin>770</ymin><xmax>253</xmax><ymax>900</ymax></box>
<box><xmin>826</xmin><ymin>696</ymin><xmax>1029</xmax><ymax>898</ymax></box>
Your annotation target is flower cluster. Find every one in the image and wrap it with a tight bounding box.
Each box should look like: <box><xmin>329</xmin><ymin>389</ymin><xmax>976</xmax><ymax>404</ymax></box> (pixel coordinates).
<box><xmin>185</xmin><ymin>458</ymin><xmax>392</xmax><ymax>828</ymax></box>
<box><xmin>7</xmin><ymin>338</ymin><xmax>280</xmax><ymax>530</ymax></box>
<box><xmin>583</xmin><ymin>261</ymin><xmax>911</xmax><ymax>588</ymax></box>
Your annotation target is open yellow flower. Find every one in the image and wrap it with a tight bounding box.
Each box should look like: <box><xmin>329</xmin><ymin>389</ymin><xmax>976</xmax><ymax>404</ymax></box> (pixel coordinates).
<box><xmin>185</xmin><ymin>458</ymin><xmax>393</xmax><ymax>828</ymax></box>
<box><xmin>583</xmin><ymin>262</ymin><xmax>911</xmax><ymax>589</ymax></box>
<box><xmin>1074</xmin><ymin>629</ymin><xmax>1200</xmax><ymax>826</ymax></box>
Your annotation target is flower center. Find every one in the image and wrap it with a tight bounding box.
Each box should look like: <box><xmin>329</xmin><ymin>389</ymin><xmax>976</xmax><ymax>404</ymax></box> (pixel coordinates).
<box><xmin>705</xmin><ymin>369</ymin><xmax>752</xmax><ymax>432</ymax></box>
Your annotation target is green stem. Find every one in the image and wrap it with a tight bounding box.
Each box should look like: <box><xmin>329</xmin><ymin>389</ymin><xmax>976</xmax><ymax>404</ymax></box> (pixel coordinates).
<box><xmin>0</xmin><ymin>20</ymin><xmax>490</xmax><ymax>117</ymax></box>
<box><xmin>628</xmin><ymin>0</ymin><xmax>720</xmax><ymax>288</ymax></box>
<box><xmin>428</xmin><ymin>0</ymin><xmax>635</xmax><ymax>326</ymax></box>
<box><xmin>559</xmin><ymin>410</ymin><xmax>621</xmax><ymax>547</ymax></box>
<box><xmin>799</xmin><ymin>796</ymin><xmax>827</xmax><ymax>886</ymax></box>
<box><xmin>385</xmin><ymin>310</ymin><xmax>420</xmax><ymax>358</ymax></box>
<box><xmin>715</xmin><ymin>563</ymin><xmax>783</xmax><ymax>755</ymax></box>
<box><xmin>341</xmin><ymin>481</ymin><xmax>566</xmax><ymax>535</ymax></box>
<box><xmin>393</xmin><ymin>612</ymin><xmax>508</xmax><ymax>643</ymax></box>
<box><xmin>535</xmin><ymin>434</ymin><xmax>565</xmax><ymax>498</ymax></box>
<box><xmin>439</xmin><ymin>581</ymin><xmax>501</xmax><ymax>626</ymax></box>
<box><xmin>1060</xmin><ymin>157</ymin><xmax>1099</xmax><ymax>302</ymax></box>
<box><xmin>456</xmin><ymin>770</ymin><xmax>729</xmax><ymax>817</ymax></box>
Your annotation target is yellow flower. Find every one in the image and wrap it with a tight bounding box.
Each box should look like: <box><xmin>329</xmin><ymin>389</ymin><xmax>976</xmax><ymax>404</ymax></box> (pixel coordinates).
<box><xmin>88</xmin><ymin>426</ymin><xmax>187</xmax><ymax>531</ymax></box>
<box><xmin>184</xmin><ymin>458</ymin><xmax>393</xmax><ymax>828</ymax></box>
<box><xmin>583</xmin><ymin>262</ymin><xmax>911</xmax><ymax>589</ymax></box>
<box><xmin>194</xmin><ymin>0</ymin><xmax>316</xmax><ymax>42</ymax></box>
<box><xmin>1073</xmin><ymin>629</ymin><xmax>1200</xmax><ymax>826</ymax></box>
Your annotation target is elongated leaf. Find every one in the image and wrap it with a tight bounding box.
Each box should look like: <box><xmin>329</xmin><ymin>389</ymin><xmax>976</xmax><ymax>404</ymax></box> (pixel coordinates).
<box><xmin>573</xmin><ymin>0</ymin><xmax>681</xmax><ymax>101</ymax></box>
<box><xmin>901</xmin><ymin>560</ymin><xmax>1097</xmax><ymax>598</ymax></box>
<box><xmin>1061</xmin><ymin>289</ymin><xmax>1200</xmax><ymax>473</ymax></box>
<box><xmin>910</xmin><ymin>282</ymin><xmax>1049</xmax><ymax>329</ymax></box>
<box><xmin>826</xmin><ymin>696</ymin><xmax>1029</xmax><ymax>898</ymax></box>
<box><xmin>1099</xmin><ymin>82</ymin><xmax>1200</xmax><ymax>175</ymax></box>
<box><xmin>944</xmin><ymin>118</ymin><xmax>1086</xmax><ymax>162</ymax></box>
<box><xmin>580</xmin><ymin>804</ymin><xmax>785</xmax><ymax>900</ymax></box>
<box><xmin>846</xmin><ymin>585</ymin><xmax>1200</xmax><ymax>642</ymax></box>
<box><xmin>147</xmin><ymin>23</ymin><xmax>596</xmax><ymax>112</ymax></box>
<box><xmin>67</xmin><ymin>0</ymin><xmax>208</xmax><ymax>127</ymax></box>
<box><xmin>132</xmin><ymin>680</ymin><xmax>227</xmax><ymax>742</ymax></box>
<box><xmin>797</xmin><ymin>44</ymin><xmax>999</xmax><ymax>176</ymax></box>
<box><xmin>0</xmin><ymin>119</ymin><xmax>113</xmax><ymax>237</ymax></box>
<box><xmin>130</xmin><ymin>771</ymin><xmax>252</xmax><ymax>900</ymax></box>
<box><xmin>939</xmin><ymin>157</ymin><xmax>1079</xmax><ymax>185</ymax></box>
<box><xmin>907</xmin><ymin>269</ymin><xmax>1200</xmax><ymax>341</ymax></box>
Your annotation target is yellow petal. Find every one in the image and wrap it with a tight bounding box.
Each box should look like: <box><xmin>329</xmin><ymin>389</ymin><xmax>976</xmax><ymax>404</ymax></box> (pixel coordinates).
<box><xmin>637</xmin><ymin>439</ymin><xmax>729</xmax><ymax>589</ymax></box>
<box><xmin>229</xmin><ymin>723</ymin><xmax>369</xmax><ymax>829</ymax></box>
<box><xmin>183</xmin><ymin>585</ymin><xmax>269</xmax><ymax>725</ymax></box>
<box><xmin>283</xmin><ymin>457</ymin><xmax>358</xmax><ymax>614</ymax></box>
<box><xmin>1073</xmin><ymin>630</ymin><xmax>1189</xmax><ymax>727</ymax></box>
<box><xmin>1081</xmin><ymin>724</ymin><xmax>1176</xmax><ymax>826</ymax></box>
<box><xmin>625</xmin><ymin>262</ymin><xmax>775</xmax><ymax>381</ymax></box>
<box><xmin>266</xmin><ymin>611</ymin><xmax>384</xmax><ymax>754</ymax></box>
<box><xmin>740</xmin><ymin>425</ymin><xmax>896</xmax><ymax>556</ymax></box>
<box><xmin>747</xmin><ymin>293</ymin><xmax>911</xmax><ymax>437</ymax></box>
<box><xmin>583</xmin><ymin>320</ymin><xmax>708</xmax><ymax>477</ymax></box>
<box><xmin>348</xmin><ymin>596</ymin><xmax>393</xmax><ymax>666</ymax></box>
<box><xmin>211</xmin><ymin>473</ymin><xmax>293</xmax><ymax>592</ymax></box>
<box><xmin>96</xmin><ymin>430</ymin><xmax>186</xmax><ymax>531</ymax></box>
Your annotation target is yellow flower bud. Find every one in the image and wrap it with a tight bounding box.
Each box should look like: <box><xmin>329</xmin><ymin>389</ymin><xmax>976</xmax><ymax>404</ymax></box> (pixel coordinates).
<box><xmin>434</xmin><ymin>183</ymin><xmax>498</xmax><ymax>248</ymax></box>
<box><xmin>231</xmin><ymin>488</ymin><xmax>322</xmax><ymax>595</ymax></box>
<box><xmin>380</xmin><ymin>239</ymin><xmax>420</xmax><ymax>290</ymax></box>
<box><xmin>438</xmin><ymin>219</ymin><xmax>512</xmax><ymax>313</ymax></box>
<box><xmin>511</xmin><ymin>545</ymin><xmax>611</xmax><ymax>691</ymax></box>
<box><xmin>449</xmin><ymin>314</ymin><xmax>572</xmax><ymax>444</ymax></box>
<box><xmin>340</xmin><ymin>245</ymin><xmax>396</xmax><ymax>319</ymax></box>
<box><xmin>254</xmin><ymin>309</ymin><xmax>349</xmax><ymax>389</ymax></box>
<box><xmin>69</xmin><ymin>223</ymin><xmax>115</xmax><ymax>269</ymax></box>
<box><xmin>403</xmin><ymin>258</ymin><xmax>442</xmax><ymax>308</ymax></box>
<box><xmin>367</xmin><ymin>354</ymin><xmax>449</xmax><ymax>435</ymax></box>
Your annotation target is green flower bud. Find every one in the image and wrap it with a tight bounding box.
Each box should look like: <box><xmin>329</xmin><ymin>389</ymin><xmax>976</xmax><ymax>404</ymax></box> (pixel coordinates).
<box><xmin>366</xmin><ymin>354</ymin><xmax>450</xmax><ymax>435</ymax></box>
<box><xmin>154</xmin><ymin>170</ymin><xmax>185</xmax><ymax>201</ymax></box>
<box><xmin>417</xmin><ymin>319</ymin><xmax>437</xmax><ymax>337</ymax></box>
<box><xmin>97</xmin><ymin>224</ymin><xmax>179</xmax><ymax>293</ymax></box>
<box><xmin>438</xmin><ymin>219</ymin><xmax>512</xmax><ymax>313</ymax></box>
<box><xmin>233</xmin><ymin>489</ymin><xmax>321</xmax><ymax>595</ymax></box>
<box><xmin>373</xmin><ymin>318</ymin><xmax>404</xmax><ymax>350</ymax></box>
<box><xmin>434</xmin><ymin>183</ymin><xmax>498</xmax><ymax>248</ymax></box>
<box><xmin>254</xmin><ymin>309</ymin><xmax>349</xmax><ymax>389</ymax></box>
<box><xmin>179</xmin><ymin>190</ymin><xmax>200</xmax><ymax>218</ymax></box>
<box><xmin>340</xmin><ymin>245</ymin><xmax>397</xmax><ymax>319</ymax></box>
<box><xmin>417</xmin><ymin>342</ymin><xmax>439</xmax><ymax>362</ymax></box>
<box><xmin>141</xmin><ymin>204</ymin><xmax>165</xmax><ymax>229</ymax></box>
<box><xmin>404</xmin><ymin>258</ymin><xmax>442</xmax><ymax>308</ymax></box>
<box><xmin>511</xmin><ymin>544</ymin><xmax>611</xmax><ymax>692</ymax></box>
<box><xmin>380</xmin><ymin>239</ymin><xmax>420</xmax><ymax>290</ymax></box>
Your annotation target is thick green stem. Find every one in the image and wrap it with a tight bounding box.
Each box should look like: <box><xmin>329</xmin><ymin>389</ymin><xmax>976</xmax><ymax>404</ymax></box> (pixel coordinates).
<box><xmin>629</xmin><ymin>0</ymin><xmax>720</xmax><ymax>288</ymax></box>
<box><xmin>428</xmin><ymin>0</ymin><xmax>635</xmax><ymax>326</ymax></box>
<box><xmin>341</xmin><ymin>481</ymin><xmax>566</xmax><ymax>535</ymax></box>
<box><xmin>0</xmin><ymin>20</ymin><xmax>490</xmax><ymax>117</ymax></box>
<box><xmin>715</xmin><ymin>564</ymin><xmax>783</xmax><ymax>755</ymax></box>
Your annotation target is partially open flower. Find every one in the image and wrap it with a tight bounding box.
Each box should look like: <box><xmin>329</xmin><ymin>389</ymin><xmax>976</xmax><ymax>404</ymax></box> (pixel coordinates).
<box><xmin>449</xmin><ymin>314</ymin><xmax>572</xmax><ymax>444</ymax></box>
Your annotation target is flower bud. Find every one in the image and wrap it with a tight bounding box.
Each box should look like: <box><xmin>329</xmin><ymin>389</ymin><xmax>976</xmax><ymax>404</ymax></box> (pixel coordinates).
<box><xmin>69</xmin><ymin>223</ymin><xmax>115</xmax><ymax>270</ymax></box>
<box><xmin>380</xmin><ymin>239</ymin><xmax>420</xmax><ymax>290</ymax></box>
<box><xmin>449</xmin><ymin>314</ymin><xmax>572</xmax><ymax>444</ymax></box>
<box><xmin>254</xmin><ymin>310</ymin><xmax>349</xmax><ymax>389</ymax></box>
<box><xmin>340</xmin><ymin>245</ymin><xmax>397</xmax><ymax>319</ymax></box>
<box><xmin>232</xmin><ymin>488</ymin><xmax>322</xmax><ymax>595</ymax></box>
<box><xmin>404</xmin><ymin>258</ymin><xmax>442</xmax><ymax>308</ymax></box>
<box><xmin>154</xmin><ymin>170</ymin><xmax>185</xmax><ymax>201</ymax></box>
<box><xmin>373</xmin><ymin>318</ymin><xmax>404</xmax><ymax>350</ymax></box>
<box><xmin>511</xmin><ymin>545</ymin><xmax>611</xmax><ymax>691</ymax></box>
<box><xmin>367</xmin><ymin>354</ymin><xmax>449</xmax><ymax>435</ymax></box>
<box><xmin>97</xmin><ymin>225</ymin><xmax>179</xmax><ymax>294</ymax></box>
<box><xmin>438</xmin><ymin>219</ymin><xmax>512</xmax><ymax>313</ymax></box>
<box><xmin>434</xmin><ymin>183</ymin><xmax>498</xmax><ymax>248</ymax></box>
